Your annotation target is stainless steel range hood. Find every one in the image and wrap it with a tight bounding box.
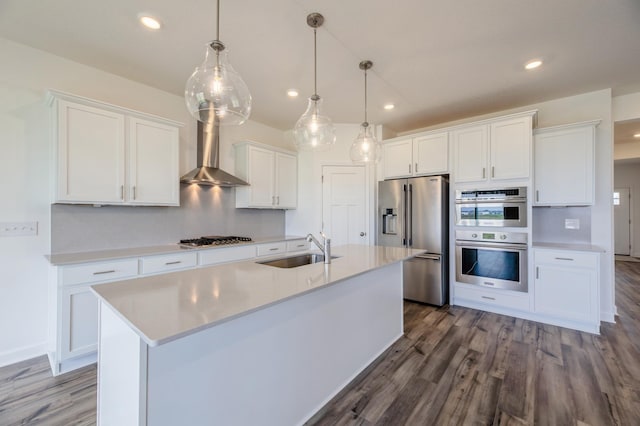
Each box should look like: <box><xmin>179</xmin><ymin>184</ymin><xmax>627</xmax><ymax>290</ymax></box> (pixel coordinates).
<box><xmin>180</xmin><ymin>120</ymin><xmax>249</xmax><ymax>187</ymax></box>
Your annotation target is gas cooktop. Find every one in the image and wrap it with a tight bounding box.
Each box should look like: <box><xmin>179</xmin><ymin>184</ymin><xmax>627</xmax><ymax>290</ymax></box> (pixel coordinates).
<box><xmin>179</xmin><ymin>236</ymin><xmax>253</xmax><ymax>247</ymax></box>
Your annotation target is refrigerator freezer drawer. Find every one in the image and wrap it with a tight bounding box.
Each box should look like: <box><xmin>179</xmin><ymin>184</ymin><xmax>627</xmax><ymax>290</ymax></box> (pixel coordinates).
<box><xmin>403</xmin><ymin>255</ymin><xmax>447</xmax><ymax>306</ymax></box>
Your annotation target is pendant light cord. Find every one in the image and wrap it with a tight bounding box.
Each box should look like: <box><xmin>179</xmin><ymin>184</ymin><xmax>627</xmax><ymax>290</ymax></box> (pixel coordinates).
<box><xmin>216</xmin><ymin>0</ymin><xmax>220</xmax><ymax>41</ymax></box>
<box><xmin>364</xmin><ymin>67</ymin><xmax>368</xmax><ymax>124</ymax></box>
<box><xmin>313</xmin><ymin>28</ymin><xmax>318</xmax><ymax>97</ymax></box>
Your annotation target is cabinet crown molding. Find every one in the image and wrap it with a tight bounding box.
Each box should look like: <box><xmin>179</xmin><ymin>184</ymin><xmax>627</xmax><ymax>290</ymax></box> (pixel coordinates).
<box><xmin>533</xmin><ymin>119</ymin><xmax>601</xmax><ymax>134</ymax></box>
<box><xmin>46</xmin><ymin>89</ymin><xmax>184</xmax><ymax>128</ymax></box>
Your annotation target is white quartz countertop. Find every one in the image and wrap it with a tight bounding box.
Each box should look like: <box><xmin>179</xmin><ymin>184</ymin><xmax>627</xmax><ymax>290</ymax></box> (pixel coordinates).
<box><xmin>91</xmin><ymin>244</ymin><xmax>423</xmax><ymax>347</ymax></box>
<box><xmin>46</xmin><ymin>235</ymin><xmax>307</xmax><ymax>265</ymax></box>
<box><xmin>532</xmin><ymin>242</ymin><xmax>605</xmax><ymax>253</ymax></box>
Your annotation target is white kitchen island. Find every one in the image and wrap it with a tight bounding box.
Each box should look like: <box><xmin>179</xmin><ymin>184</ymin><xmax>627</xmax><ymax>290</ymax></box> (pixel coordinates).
<box><xmin>91</xmin><ymin>244</ymin><xmax>422</xmax><ymax>426</ymax></box>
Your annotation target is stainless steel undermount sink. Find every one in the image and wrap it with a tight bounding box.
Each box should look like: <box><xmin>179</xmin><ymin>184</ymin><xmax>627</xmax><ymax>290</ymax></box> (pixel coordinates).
<box><xmin>257</xmin><ymin>253</ymin><xmax>338</xmax><ymax>268</ymax></box>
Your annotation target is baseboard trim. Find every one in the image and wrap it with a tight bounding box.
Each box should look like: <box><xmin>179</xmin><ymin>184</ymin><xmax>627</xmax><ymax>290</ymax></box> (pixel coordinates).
<box><xmin>0</xmin><ymin>343</ymin><xmax>46</xmax><ymax>368</ymax></box>
<box><xmin>600</xmin><ymin>309</ymin><xmax>617</xmax><ymax>323</ymax></box>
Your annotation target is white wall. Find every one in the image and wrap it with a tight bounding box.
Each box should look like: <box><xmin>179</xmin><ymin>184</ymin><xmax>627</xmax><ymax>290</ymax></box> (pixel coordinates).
<box><xmin>613</xmin><ymin>92</ymin><xmax>640</xmax><ymax>122</ymax></box>
<box><xmin>0</xmin><ymin>38</ymin><xmax>285</xmax><ymax>367</ymax></box>
<box><xmin>285</xmin><ymin>124</ymin><xmax>379</xmax><ymax>242</ymax></box>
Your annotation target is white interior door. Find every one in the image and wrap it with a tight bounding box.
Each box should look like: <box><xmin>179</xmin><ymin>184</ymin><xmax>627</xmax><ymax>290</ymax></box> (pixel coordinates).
<box><xmin>614</xmin><ymin>188</ymin><xmax>631</xmax><ymax>255</ymax></box>
<box><xmin>322</xmin><ymin>165</ymin><xmax>369</xmax><ymax>246</ymax></box>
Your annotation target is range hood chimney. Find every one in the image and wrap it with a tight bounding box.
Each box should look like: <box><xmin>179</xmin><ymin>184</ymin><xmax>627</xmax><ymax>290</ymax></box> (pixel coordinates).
<box><xmin>180</xmin><ymin>120</ymin><xmax>249</xmax><ymax>187</ymax></box>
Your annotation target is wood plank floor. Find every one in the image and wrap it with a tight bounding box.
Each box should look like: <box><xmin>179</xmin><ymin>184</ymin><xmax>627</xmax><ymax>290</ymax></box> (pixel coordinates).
<box><xmin>308</xmin><ymin>262</ymin><xmax>640</xmax><ymax>426</ymax></box>
<box><xmin>1</xmin><ymin>261</ymin><xmax>639</xmax><ymax>425</ymax></box>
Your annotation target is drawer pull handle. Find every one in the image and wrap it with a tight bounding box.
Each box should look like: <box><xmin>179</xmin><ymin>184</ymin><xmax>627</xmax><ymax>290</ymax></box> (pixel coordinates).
<box><xmin>165</xmin><ymin>261</ymin><xmax>182</xmax><ymax>265</ymax></box>
<box><xmin>554</xmin><ymin>257</ymin><xmax>574</xmax><ymax>261</ymax></box>
<box><xmin>269</xmin><ymin>248</ymin><xmax>279</xmax><ymax>251</ymax></box>
<box><xmin>93</xmin><ymin>270</ymin><xmax>116</xmax><ymax>275</ymax></box>
<box><xmin>481</xmin><ymin>296</ymin><xmax>496</xmax><ymax>301</ymax></box>
<box><xmin>297</xmin><ymin>244</ymin><xmax>305</xmax><ymax>247</ymax></box>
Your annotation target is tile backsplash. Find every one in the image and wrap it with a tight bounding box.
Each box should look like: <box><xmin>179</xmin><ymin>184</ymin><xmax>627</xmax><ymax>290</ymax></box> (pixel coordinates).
<box><xmin>51</xmin><ymin>185</ymin><xmax>285</xmax><ymax>253</ymax></box>
<box><xmin>532</xmin><ymin>206</ymin><xmax>591</xmax><ymax>244</ymax></box>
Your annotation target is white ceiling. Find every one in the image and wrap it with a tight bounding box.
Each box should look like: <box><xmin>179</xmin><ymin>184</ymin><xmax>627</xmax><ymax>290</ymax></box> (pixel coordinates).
<box><xmin>1</xmin><ymin>0</ymin><xmax>640</xmax><ymax>133</ymax></box>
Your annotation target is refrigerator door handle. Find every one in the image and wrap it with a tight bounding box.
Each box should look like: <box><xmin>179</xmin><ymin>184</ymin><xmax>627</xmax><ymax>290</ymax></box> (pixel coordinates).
<box><xmin>416</xmin><ymin>253</ymin><xmax>441</xmax><ymax>261</ymax></box>
<box><xmin>406</xmin><ymin>183</ymin><xmax>413</xmax><ymax>247</ymax></box>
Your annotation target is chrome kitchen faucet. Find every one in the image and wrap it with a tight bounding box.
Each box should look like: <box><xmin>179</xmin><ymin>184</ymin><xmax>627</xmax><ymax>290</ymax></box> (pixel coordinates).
<box><xmin>306</xmin><ymin>232</ymin><xmax>331</xmax><ymax>264</ymax></box>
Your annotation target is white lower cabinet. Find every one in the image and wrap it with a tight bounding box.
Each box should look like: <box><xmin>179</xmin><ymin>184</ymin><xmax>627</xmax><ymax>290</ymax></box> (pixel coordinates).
<box><xmin>140</xmin><ymin>252</ymin><xmax>197</xmax><ymax>275</ymax></box>
<box><xmin>454</xmin><ymin>284</ymin><xmax>530</xmax><ymax>312</ymax></box>
<box><xmin>198</xmin><ymin>245</ymin><xmax>257</xmax><ymax>266</ymax></box>
<box><xmin>61</xmin><ymin>286</ymin><xmax>99</xmax><ymax>360</ymax></box>
<box><xmin>533</xmin><ymin>248</ymin><xmax>600</xmax><ymax>332</ymax></box>
<box><xmin>286</xmin><ymin>239</ymin><xmax>309</xmax><ymax>252</ymax></box>
<box><xmin>48</xmin><ymin>238</ymin><xmax>310</xmax><ymax>375</ymax></box>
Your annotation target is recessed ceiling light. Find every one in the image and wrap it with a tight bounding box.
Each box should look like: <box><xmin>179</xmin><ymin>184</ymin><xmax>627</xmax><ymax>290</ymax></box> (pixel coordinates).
<box><xmin>139</xmin><ymin>15</ymin><xmax>161</xmax><ymax>30</ymax></box>
<box><xmin>525</xmin><ymin>59</ymin><xmax>542</xmax><ymax>70</ymax></box>
<box><xmin>384</xmin><ymin>103</ymin><xmax>395</xmax><ymax>110</ymax></box>
<box><xmin>634</xmin><ymin>133</ymin><xmax>640</xmax><ymax>138</ymax></box>
<box><xmin>287</xmin><ymin>89</ymin><xmax>299</xmax><ymax>98</ymax></box>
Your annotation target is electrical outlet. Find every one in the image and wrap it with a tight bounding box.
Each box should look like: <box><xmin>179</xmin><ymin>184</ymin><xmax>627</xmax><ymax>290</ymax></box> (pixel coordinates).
<box><xmin>565</xmin><ymin>218</ymin><xmax>580</xmax><ymax>230</ymax></box>
<box><xmin>0</xmin><ymin>222</ymin><xmax>38</xmax><ymax>236</ymax></box>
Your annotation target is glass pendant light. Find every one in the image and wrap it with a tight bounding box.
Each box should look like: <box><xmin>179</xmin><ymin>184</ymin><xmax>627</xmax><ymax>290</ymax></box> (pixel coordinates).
<box><xmin>185</xmin><ymin>0</ymin><xmax>251</xmax><ymax>125</ymax></box>
<box><xmin>294</xmin><ymin>13</ymin><xmax>336</xmax><ymax>151</ymax></box>
<box><xmin>350</xmin><ymin>60</ymin><xmax>381</xmax><ymax>163</ymax></box>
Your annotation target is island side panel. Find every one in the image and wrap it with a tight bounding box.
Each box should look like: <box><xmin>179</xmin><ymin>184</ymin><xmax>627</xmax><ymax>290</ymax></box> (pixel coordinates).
<box><xmin>145</xmin><ymin>262</ymin><xmax>403</xmax><ymax>426</ymax></box>
<box><xmin>97</xmin><ymin>302</ymin><xmax>148</xmax><ymax>426</ymax></box>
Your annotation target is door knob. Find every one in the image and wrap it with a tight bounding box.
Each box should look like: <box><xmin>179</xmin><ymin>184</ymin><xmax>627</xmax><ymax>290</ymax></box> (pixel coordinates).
<box><xmin>360</xmin><ymin>232</ymin><xmax>366</xmax><ymax>237</ymax></box>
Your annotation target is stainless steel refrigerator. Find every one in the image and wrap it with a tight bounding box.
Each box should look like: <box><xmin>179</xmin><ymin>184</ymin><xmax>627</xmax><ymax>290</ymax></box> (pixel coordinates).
<box><xmin>377</xmin><ymin>175</ymin><xmax>449</xmax><ymax>305</ymax></box>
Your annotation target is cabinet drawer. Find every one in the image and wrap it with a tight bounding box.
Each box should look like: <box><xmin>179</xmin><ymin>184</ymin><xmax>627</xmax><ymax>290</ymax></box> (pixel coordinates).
<box><xmin>199</xmin><ymin>245</ymin><xmax>256</xmax><ymax>266</ymax></box>
<box><xmin>256</xmin><ymin>242</ymin><xmax>287</xmax><ymax>257</ymax></box>
<box><xmin>534</xmin><ymin>249</ymin><xmax>598</xmax><ymax>269</ymax></box>
<box><xmin>286</xmin><ymin>240</ymin><xmax>309</xmax><ymax>252</ymax></box>
<box><xmin>455</xmin><ymin>284</ymin><xmax>530</xmax><ymax>311</ymax></box>
<box><xmin>61</xmin><ymin>259</ymin><xmax>139</xmax><ymax>286</ymax></box>
<box><xmin>140</xmin><ymin>252</ymin><xmax>197</xmax><ymax>275</ymax></box>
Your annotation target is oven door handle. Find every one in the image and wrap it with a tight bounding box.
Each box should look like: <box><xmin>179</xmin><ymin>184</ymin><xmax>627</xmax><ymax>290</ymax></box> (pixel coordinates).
<box><xmin>455</xmin><ymin>241</ymin><xmax>528</xmax><ymax>251</ymax></box>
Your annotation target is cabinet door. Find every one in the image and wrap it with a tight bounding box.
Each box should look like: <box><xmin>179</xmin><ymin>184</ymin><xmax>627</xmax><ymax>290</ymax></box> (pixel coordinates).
<box><xmin>382</xmin><ymin>139</ymin><xmax>413</xmax><ymax>178</ymax></box>
<box><xmin>61</xmin><ymin>286</ymin><xmax>99</xmax><ymax>360</ymax></box>
<box><xmin>452</xmin><ymin>125</ymin><xmax>488</xmax><ymax>183</ymax></box>
<box><xmin>274</xmin><ymin>152</ymin><xmax>297</xmax><ymax>209</ymax></box>
<box><xmin>247</xmin><ymin>146</ymin><xmax>275</xmax><ymax>207</ymax></box>
<box><xmin>534</xmin><ymin>126</ymin><xmax>594</xmax><ymax>205</ymax></box>
<box><xmin>534</xmin><ymin>264</ymin><xmax>596</xmax><ymax>323</ymax></box>
<box><xmin>490</xmin><ymin>116</ymin><xmax>531</xmax><ymax>180</ymax></box>
<box><xmin>128</xmin><ymin>117</ymin><xmax>180</xmax><ymax>206</ymax></box>
<box><xmin>413</xmin><ymin>132</ymin><xmax>448</xmax><ymax>175</ymax></box>
<box><xmin>56</xmin><ymin>100</ymin><xmax>125</xmax><ymax>203</ymax></box>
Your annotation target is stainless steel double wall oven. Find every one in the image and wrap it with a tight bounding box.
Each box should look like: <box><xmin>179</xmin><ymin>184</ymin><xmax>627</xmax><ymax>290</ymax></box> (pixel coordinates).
<box><xmin>455</xmin><ymin>187</ymin><xmax>528</xmax><ymax>292</ymax></box>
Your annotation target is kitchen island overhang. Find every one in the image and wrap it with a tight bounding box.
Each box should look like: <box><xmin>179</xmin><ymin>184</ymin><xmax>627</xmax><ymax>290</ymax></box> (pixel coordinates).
<box><xmin>92</xmin><ymin>244</ymin><xmax>422</xmax><ymax>425</ymax></box>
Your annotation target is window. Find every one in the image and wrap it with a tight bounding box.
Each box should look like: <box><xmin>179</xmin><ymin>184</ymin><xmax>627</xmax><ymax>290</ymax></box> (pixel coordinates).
<box><xmin>613</xmin><ymin>191</ymin><xmax>620</xmax><ymax>206</ymax></box>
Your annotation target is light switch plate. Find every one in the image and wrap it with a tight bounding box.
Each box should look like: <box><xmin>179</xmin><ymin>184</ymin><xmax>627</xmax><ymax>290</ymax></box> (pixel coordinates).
<box><xmin>565</xmin><ymin>218</ymin><xmax>580</xmax><ymax>230</ymax></box>
<box><xmin>0</xmin><ymin>222</ymin><xmax>38</xmax><ymax>236</ymax></box>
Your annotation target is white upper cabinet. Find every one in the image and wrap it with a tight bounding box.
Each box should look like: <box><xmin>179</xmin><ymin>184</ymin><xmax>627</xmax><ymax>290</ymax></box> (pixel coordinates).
<box><xmin>50</xmin><ymin>91</ymin><xmax>182</xmax><ymax>206</ymax></box>
<box><xmin>452</xmin><ymin>125</ymin><xmax>488</xmax><ymax>182</ymax></box>
<box><xmin>235</xmin><ymin>141</ymin><xmax>297</xmax><ymax>209</ymax></box>
<box><xmin>274</xmin><ymin>152</ymin><xmax>297</xmax><ymax>209</ymax></box>
<box><xmin>490</xmin><ymin>117</ymin><xmax>531</xmax><ymax>180</ymax></box>
<box><xmin>453</xmin><ymin>112</ymin><xmax>534</xmax><ymax>184</ymax></box>
<box><xmin>533</xmin><ymin>121</ymin><xmax>598</xmax><ymax>206</ymax></box>
<box><xmin>413</xmin><ymin>133</ymin><xmax>449</xmax><ymax>176</ymax></box>
<box><xmin>56</xmin><ymin>100</ymin><xmax>126</xmax><ymax>203</ymax></box>
<box><xmin>382</xmin><ymin>138</ymin><xmax>413</xmax><ymax>178</ymax></box>
<box><xmin>382</xmin><ymin>131</ymin><xmax>448</xmax><ymax>179</ymax></box>
<box><xmin>128</xmin><ymin>117</ymin><xmax>180</xmax><ymax>205</ymax></box>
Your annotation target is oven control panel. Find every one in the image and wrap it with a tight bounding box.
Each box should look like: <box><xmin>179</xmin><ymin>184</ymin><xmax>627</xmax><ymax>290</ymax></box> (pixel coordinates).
<box><xmin>455</xmin><ymin>230</ymin><xmax>528</xmax><ymax>244</ymax></box>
